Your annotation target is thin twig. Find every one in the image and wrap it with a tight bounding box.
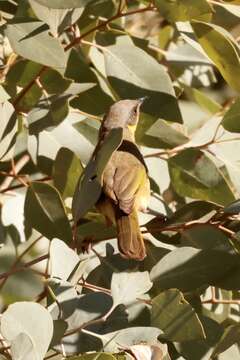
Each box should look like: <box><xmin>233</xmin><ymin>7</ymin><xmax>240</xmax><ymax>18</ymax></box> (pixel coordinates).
<box><xmin>0</xmin><ymin>176</ymin><xmax>51</xmax><ymax>194</ymax></box>
<box><xmin>64</xmin><ymin>4</ymin><xmax>156</xmax><ymax>51</ymax></box>
<box><xmin>0</xmin><ymin>254</ymin><xmax>49</xmax><ymax>281</ymax></box>
<box><xmin>0</xmin><ymin>154</ymin><xmax>30</xmax><ymax>192</ymax></box>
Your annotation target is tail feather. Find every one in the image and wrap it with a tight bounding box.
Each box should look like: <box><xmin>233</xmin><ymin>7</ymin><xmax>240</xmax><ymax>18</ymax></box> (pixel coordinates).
<box><xmin>115</xmin><ymin>208</ymin><xmax>146</xmax><ymax>261</ymax></box>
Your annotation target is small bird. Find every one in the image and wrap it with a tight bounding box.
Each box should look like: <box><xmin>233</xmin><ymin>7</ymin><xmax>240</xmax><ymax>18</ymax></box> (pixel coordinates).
<box><xmin>96</xmin><ymin>98</ymin><xmax>150</xmax><ymax>260</ymax></box>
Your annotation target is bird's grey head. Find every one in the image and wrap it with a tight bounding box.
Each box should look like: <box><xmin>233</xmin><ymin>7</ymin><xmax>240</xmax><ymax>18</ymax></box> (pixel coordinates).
<box><xmin>102</xmin><ymin>98</ymin><xmax>146</xmax><ymax>130</ymax></box>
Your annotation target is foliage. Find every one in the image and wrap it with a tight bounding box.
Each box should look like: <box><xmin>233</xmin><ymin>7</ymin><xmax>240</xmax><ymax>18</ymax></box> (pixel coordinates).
<box><xmin>1</xmin><ymin>0</ymin><xmax>240</xmax><ymax>359</ymax></box>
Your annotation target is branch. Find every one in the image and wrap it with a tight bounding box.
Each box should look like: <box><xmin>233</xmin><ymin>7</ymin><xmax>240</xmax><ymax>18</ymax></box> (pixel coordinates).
<box><xmin>64</xmin><ymin>4</ymin><xmax>156</xmax><ymax>51</ymax></box>
<box><xmin>0</xmin><ymin>254</ymin><xmax>49</xmax><ymax>281</ymax></box>
<box><xmin>12</xmin><ymin>66</ymin><xmax>47</xmax><ymax>109</ymax></box>
<box><xmin>0</xmin><ymin>176</ymin><xmax>51</xmax><ymax>194</ymax></box>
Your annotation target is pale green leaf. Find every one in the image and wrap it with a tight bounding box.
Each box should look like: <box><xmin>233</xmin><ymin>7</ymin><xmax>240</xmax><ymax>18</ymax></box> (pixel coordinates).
<box><xmin>1</xmin><ymin>302</ymin><xmax>53</xmax><ymax>360</ymax></box>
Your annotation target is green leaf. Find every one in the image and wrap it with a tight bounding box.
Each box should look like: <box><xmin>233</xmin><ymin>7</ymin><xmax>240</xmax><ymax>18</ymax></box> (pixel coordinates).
<box><xmin>192</xmin><ymin>21</ymin><xmax>240</xmax><ymax>92</ymax></box>
<box><xmin>29</xmin><ymin>0</ymin><xmax>84</xmax><ymax>36</ymax></box>
<box><xmin>156</xmin><ymin>0</ymin><xmax>212</xmax><ymax>22</ymax></box>
<box><xmin>150</xmin><ymin>246</ymin><xmax>240</xmax><ymax>292</ymax></box>
<box><xmin>73</xmin><ymin>118</ymin><xmax>100</xmax><ymax>146</ymax></box>
<box><xmin>151</xmin><ymin>289</ymin><xmax>205</xmax><ymax>342</ymax></box>
<box><xmin>104</xmin><ymin>37</ymin><xmax>182</xmax><ymax>123</ymax></box>
<box><xmin>24</xmin><ymin>182</ymin><xmax>72</xmax><ymax>242</ymax></box>
<box><xmin>49</xmin><ymin>239</ymin><xmax>79</xmax><ymax>280</ymax></box>
<box><xmin>222</xmin><ymin>98</ymin><xmax>240</xmax><ymax>133</ymax></box>
<box><xmin>211</xmin><ymin>324</ymin><xmax>240</xmax><ymax>358</ymax></box>
<box><xmin>179</xmin><ymin>224</ymin><xmax>233</xmax><ymax>251</ymax></box>
<box><xmin>0</xmin><ymin>244</ymin><xmax>43</xmax><ymax>304</ymax></box>
<box><xmin>1</xmin><ymin>302</ymin><xmax>53</xmax><ymax>360</ymax></box>
<box><xmin>157</xmin><ymin>200</ymin><xmax>220</xmax><ymax>226</ymax></box>
<box><xmin>27</xmin><ymin>95</ymin><xmax>69</xmax><ymax>134</ymax></box>
<box><xmin>72</xmin><ymin>127</ymin><xmax>123</xmax><ymax>222</ymax></box>
<box><xmin>53</xmin><ymin>147</ymin><xmax>83</xmax><ymax>199</ymax></box>
<box><xmin>32</xmin><ymin>0</ymin><xmax>97</xmax><ymax>9</ymax></box>
<box><xmin>111</xmin><ymin>271</ymin><xmax>152</xmax><ymax>306</ymax></box>
<box><xmin>168</xmin><ymin>148</ymin><xmax>235</xmax><ymax>205</ymax></box>
<box><xmin>183</xmin><ymin>85</ymin><xmax>222</xmax><ymax>114</ymax></box>
<box><xmin>0</xmin><ymin>101</ymin><xmax>17</xmax><ymax>161</ymax></box>
<box><xmin>136</xmin><ymin>114</ymin><xmax>188</xmax><ymax>148</ymax></box>
<box><xmin>5</xmin><ymin>19</ymin><xmax>67</xmax><ymax>73</ymax></box>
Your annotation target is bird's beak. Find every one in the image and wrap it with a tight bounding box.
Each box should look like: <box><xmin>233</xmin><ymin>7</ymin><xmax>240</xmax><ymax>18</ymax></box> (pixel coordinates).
<box><xmin>138</xmin><ymin>96</ymin><xmax>149</xmax><ymax>106</ymax></box>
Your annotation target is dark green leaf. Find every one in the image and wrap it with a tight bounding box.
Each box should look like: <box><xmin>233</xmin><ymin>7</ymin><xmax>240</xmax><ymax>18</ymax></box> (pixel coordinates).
<box><xmin>24</xmin><ymin>182</ymin><xmax>72</xmax><ymax>242</ymax></box>
<box><xmin>150</xmin><ymin>246</ymin><xmax>240</xmax><ymax>292</ymax></box>
<box><xmin>169</xmin><ymin>148</ymin><xmax>235</xmax><ymax>205</ymax></box>
<box><xmin>53</xmin><ymin>147</ymin><xmax>83</xmax><ymax>199</ymax></box>
<box><xmin>211</xmin><ymin>324</ymin><xmax>240</xmax><ymax>358</ymax></box>
<box><xmin>0</xmin><ymin>101</ymin><xmax>17</xmax><ymax>160</ymax></box>
<box><xmin>151</xmin><ymin>289</ymin><xmax>205</xmax><ymax>342</ymax></box>
<box><xmin>222</xmin><ymin>98</ymin><xmax>240</xmax><ymax>133</ymax></box>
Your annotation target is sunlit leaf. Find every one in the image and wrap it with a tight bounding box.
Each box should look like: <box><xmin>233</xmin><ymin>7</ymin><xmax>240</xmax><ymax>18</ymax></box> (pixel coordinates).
<box><xmin>111</xmin><ymin>271</ymin><xmax>152</xmax><ymax>306</ymax></box>
<box><xmin>1</xmin><ymin>302</ymin><xmax>53</xmax><ymax>360</ymax></box>
<box><xmin>104</xmin><ymin>36</ymin><xmax>182</xmax><ymax>123</ymax></box>
<box><xmin>192</xmin><ymin>21</ymin><xmax>240</xmax><ymax>92</ymax></box>
<box><xmin>5</xmin><ymin>19</ymin><xmax>67</xmax><ymax>73</ymax></box>
<box><xmin>156</xmin><ymin>0</ymin><xmax>212</xmax><ymax>22</ymax></box>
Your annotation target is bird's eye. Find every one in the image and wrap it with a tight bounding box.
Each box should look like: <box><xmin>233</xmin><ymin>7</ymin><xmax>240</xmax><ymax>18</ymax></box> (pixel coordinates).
<box><xmin>133</xmin><ymin>107</ymin><xmax>138</xmax><ymax>114</ymax></box>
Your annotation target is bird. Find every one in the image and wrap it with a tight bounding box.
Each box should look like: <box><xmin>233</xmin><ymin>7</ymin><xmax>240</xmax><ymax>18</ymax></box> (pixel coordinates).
<box><xmin>95</xmin><ymin>98</ymin><xmax>150</xmax><ymax>261</ymax></box>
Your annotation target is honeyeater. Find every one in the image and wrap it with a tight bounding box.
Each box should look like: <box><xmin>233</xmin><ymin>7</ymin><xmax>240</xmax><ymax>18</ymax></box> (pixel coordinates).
<box><xmin>95</xmin><ymin>98</ymin><xmax>150</xmax><ymax>261</ymax></box>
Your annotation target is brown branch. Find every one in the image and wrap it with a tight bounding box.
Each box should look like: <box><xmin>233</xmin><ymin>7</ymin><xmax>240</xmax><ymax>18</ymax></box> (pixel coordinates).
<box><xmin>0</xmin><ymin>254</ymin><xmax>49</xmax><ymax>281</ymax></box>
<box><xmin>12</xmin><ymin>66</ymin><xmax>47</xmax><ymax>109</ymax></box>
<box><xmin>0</xmin><ymin>176</ymin><xmax>51</xmax><ymax>194</ymax></box>
<box><xmin>64</xmin><ymin>4</ymin><xmax>156</xmax><ymax>51</ymax></box>
<box><xmin>0</xmin><ymin>154</ymin><xmax>30</xmax><ymax>192</ymax></box>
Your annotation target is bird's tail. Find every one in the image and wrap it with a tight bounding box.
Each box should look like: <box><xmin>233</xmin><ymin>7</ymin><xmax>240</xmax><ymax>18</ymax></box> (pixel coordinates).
<box><xmin>115</xmin><ymin>207</ymin><xmax>146</xmax><ymax>261</ymax></box>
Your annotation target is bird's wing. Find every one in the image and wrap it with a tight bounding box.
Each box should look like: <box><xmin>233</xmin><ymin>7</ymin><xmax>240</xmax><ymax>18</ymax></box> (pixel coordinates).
<box><xmin>102</xmin><ymin>151</ymin><xmax>148</xmax><ymax>214</ymax></box>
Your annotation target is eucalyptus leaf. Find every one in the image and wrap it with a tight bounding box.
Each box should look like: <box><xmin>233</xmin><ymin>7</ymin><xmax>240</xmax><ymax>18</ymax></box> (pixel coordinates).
<box><xmin>104</xmin><ymin>37</ymin><xmax>182</xmax><ymax>123</ymax></box>
<box><xmin>222</xmin><ymin>98</ymin><xmax>240</xmax><ymax>133</ymax></box>
<box><xmin>111</xmin><ymin>271</ymin><xmax>152</xmax><ymax>306</ymax></box>
<box><xmin>192</xmin><ymin>21</ymin><xmax>240</xmax><ymax>92</ymax></box>
<box><xmin>24</xmin><ymin>182</ymin><xmax>72</xmax><ymax>242</ymax></box>
<box><xmin>53</xmin><ymin>147</ymin><xmax>83</xmax><ymax>199</ymax></box>
<box><xmin>151</xmin><ymin>289</ymin><xmax>205</xmax><ymax>342</ymax></box>
<box><xmin>156</xmin><ymin>0</ymin><xmax>212</xmax><ymax>22</ymax></box>
<box><xmin>49</xmin><ymin>239</ymin><xmax>80</xmax><ymax>280</ymax></box>
<box><xmin>1</xmin><ymin>302</ymin><xmax>54</xmax><ymax>360</ymax></box>
<box><xmin>5</xmin><ymin>19</ymin><xmax>67</xmax><ymax>73</ymax></box>
<box><xmin>168</xmin><ymin>148</ymin><xmax>235</xmax><ymax>205</ymax></box>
